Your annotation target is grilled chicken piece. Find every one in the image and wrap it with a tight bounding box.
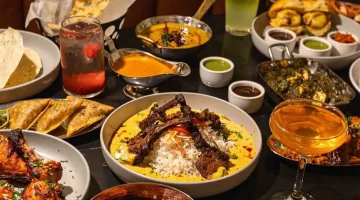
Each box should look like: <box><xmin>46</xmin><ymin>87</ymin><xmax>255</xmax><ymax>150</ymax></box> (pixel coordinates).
<box><xmin>0</xmin><ymin>134</ymin><xmax>29</xmax><ymax>179</ymax></box>
<box><xmin>128</xmin><ymin>117</ymin><xmax>191</xmax><ymax>165</ymax></box>
<box><xmin>8</xmin><ymin>129</ymin><xmax>63</xmax><ymax>183</ymax></box>
<box><xmin>22</xmin><ymin>181</ymin><xmax>64</xmax><ymax>200</ymax></box>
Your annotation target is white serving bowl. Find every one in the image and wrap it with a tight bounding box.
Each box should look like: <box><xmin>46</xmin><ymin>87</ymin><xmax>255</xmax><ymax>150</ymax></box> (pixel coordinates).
<box><xmin>100</xmin><ymin>93</ymin><xmax>262</xmax><ymax>198</ymax></box>
<box><xmin>199</xmin><ymin>57</ymin><xmax>234</xmax><ymax>88</ymax></box>
<box><xmin>228</xmin><ymin>81</ymin><xmax>265</xmax><ymax>114</ymax></box>
<box><xmin>299</xmin><ymin>36</ymin><xmax>332</xmax><ymax>57</ymax></box>
<box><xmin>327</xmin><ymin>31</ymin><xmax>359</xmax><ymax>56</ymax></box>
<box><xmin>264</xmin><ymin>27</ymin><xmax>297</xmax><ymax>52</ymax></box>
<box><xmin>251</xmin><ymin>12</ymin><xmax>360</xmax><ymax>70</ymax></box>
<box><xmin>349</xmin><ymin>58</ymin><xmax>360</xmax><ymax>93</ymax></box>
<box><xmin>0</xmin><ymin>29</ymin><xmax>60</xmax><ymax>103</ymax></box>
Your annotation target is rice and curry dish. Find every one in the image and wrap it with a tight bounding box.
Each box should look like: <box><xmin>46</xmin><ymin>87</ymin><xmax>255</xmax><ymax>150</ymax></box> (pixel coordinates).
<box><xmin>110</xmin><ymin>94</ymin><xmax>255</xmax><ymax>182</ymax></box>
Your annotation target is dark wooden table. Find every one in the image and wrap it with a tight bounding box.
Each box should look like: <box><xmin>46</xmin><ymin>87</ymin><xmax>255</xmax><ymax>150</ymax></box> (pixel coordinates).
<box><xmin>32</xmin><ymin>9</ymin><xmax>360</xmax><ymax>200</ymax></box>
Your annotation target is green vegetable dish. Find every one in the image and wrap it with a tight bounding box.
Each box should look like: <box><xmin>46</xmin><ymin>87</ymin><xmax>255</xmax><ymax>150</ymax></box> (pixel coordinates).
<box><xmin>257</xmin><ymin>58</ymin><xmax>355</xmax><ymax>104</ymax></box>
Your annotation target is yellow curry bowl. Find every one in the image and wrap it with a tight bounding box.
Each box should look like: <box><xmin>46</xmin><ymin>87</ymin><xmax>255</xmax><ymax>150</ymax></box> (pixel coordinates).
<box><xmin>108</xmin><ymin>48</ymin><xmax>191</xmax><ymax>88</ymax></box>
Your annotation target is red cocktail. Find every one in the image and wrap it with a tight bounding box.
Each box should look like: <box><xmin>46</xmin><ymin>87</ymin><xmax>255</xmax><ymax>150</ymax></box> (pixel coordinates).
<box><xmin>60</xmin><ymin>17</ymin><xmax>105</xmax><ymax>98</ymax></box>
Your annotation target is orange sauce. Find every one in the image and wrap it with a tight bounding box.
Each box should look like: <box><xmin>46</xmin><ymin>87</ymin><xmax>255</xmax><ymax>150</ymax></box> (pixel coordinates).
<box><xmin>113</xmin><ymin>54</ymin><xmax>176</xmax><ymax>78</ymax></box>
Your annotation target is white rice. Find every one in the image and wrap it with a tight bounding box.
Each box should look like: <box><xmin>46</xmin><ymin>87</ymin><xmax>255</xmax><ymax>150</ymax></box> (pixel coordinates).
<box><xmin>143</xmin><ymin>126</ymin><xmax>236</xmax><ymax>178</ymax></box>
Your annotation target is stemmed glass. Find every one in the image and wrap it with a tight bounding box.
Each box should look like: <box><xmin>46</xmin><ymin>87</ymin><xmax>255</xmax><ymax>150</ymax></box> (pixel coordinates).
<box><xmin>269</xmin><ymin>99</ymin><xmax>348</xmax><ymax>200</ymax></box>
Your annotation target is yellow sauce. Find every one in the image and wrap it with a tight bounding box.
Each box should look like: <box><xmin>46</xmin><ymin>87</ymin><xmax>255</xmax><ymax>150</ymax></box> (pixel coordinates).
<box><xmin>113</xmin><ymin>54</ymin><xmax>176</xmax><ymax>78</ymax></box>
<box><xmin>144</xmin><ymin>23</ymin><xmax>210</xmax><ymax>49</ymax></box>
<box><xmin>109</xmin><ymin>104</ymin><xmax>255</xmax><ymax>182</ymax></box>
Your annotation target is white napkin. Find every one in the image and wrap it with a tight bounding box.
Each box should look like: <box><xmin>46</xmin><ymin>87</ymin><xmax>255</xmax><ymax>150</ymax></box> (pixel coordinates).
<box><xmin>25</xmin><ymin>0</ymin><xmax>135</xmax><ymax>37</ymax></box>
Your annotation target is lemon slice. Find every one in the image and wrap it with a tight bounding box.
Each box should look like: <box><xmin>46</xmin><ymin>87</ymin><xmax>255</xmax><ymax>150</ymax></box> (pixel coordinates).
<box><xmin>0</xmin><ymin>110</ymin><xmax>9</xmax><ymax>129</ymax></box>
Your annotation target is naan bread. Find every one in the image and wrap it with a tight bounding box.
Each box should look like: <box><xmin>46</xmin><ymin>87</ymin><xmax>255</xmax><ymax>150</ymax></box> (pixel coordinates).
<box><xmin>9</xmin><ymin>99</ymin><xmax>51</xmax><ymax>129</ymax></box>
<box><xmin>36</xmin><ymin>98</ymin><xmax>82</xmax><ymax>134</ymax></box>
<box><xmin>67</xmin><ymin>96</ymin><xmax>114</xmax><ymax>137</ymax></box>
<box><xmin>5</xmin><ymin>47</ymin><xmax>42</xmax><ymax>88</ymax></box>
<box><xmin>0</xmin><ymin>28</ymin><xmax>24</xmax><ymax>89</ymax></box>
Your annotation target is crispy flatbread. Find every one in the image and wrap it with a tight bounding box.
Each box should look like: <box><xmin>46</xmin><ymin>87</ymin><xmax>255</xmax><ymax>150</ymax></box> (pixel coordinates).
<box><xmin>0</xmin><ymin>28</ymin><xmax>24</xmax><ymax>89</ymax></box>
<box><xmin>36</xmin><ymin>98</ymin><xmax>82</xmax><ymax>134</ymax></box>
<box><xmin>66</xmin><ymin>96</ymin><xmax>114</xmax><ymax>137</ymax></box>
<box><xmin>5</xmin><ymin>47</ymin><xmax>42</xmax><ymax>88</ymax></box>
<box><xmin>9</xmin><ymin>99</ymin><xmax>51</xmax><ymax>129</ymax></box>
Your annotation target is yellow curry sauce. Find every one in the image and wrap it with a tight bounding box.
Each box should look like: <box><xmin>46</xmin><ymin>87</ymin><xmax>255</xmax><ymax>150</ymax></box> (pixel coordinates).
<box><xmin>109</xmin><ymin>104</ymin><xmax>255</xmax><ymax>182</ymax></box>
<box><xmin>113</xmin><ymin>54</ymin><xmax>176</xmax><ymax>78</ymax></box>
<box><xmin>144</xmin><ymin>23</ymin><xmax>210</xmax><ymax>48</ymax></box>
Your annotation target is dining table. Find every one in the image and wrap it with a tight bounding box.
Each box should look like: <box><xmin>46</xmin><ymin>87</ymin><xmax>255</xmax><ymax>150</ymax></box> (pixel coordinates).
<box><xmin>30</xmin><ymin>3</ymin><xmax>360</xmax><ymax>200</ymax></box>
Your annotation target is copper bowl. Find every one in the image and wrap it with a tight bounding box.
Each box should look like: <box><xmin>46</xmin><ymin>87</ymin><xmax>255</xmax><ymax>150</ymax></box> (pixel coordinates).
<box><xmin>91</xmin><ymin>182</ymin><xmax>193</xmax><ymax>200</ymax></box>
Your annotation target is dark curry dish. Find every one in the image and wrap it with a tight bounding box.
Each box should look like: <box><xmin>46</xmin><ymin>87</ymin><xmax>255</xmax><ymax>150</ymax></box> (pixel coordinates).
<box><xmin>258</xmin><ymin>59</ymin><xmax>355</xmax><ymax>104</ymax></box>
<box><xmin>268</xmin><ymin>116</ymin><xmax>360</xmax><ymax>165</ymax></box>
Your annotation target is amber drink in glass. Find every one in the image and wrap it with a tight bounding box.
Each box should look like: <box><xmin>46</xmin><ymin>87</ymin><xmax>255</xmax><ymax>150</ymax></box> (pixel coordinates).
<box><xmin>269</xmin><ymin>99</ymin><xmax>348</xmax><ymax>200</ymax></box>
<box><xmin>60</xmin><ymin>16</ymin><xmax>105</xmax><ymax>98</ymax></box>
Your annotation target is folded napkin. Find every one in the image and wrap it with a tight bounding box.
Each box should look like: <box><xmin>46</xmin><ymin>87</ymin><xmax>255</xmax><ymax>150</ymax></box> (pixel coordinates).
<box><xmin>26</xmin><ymin>0</ymin><xmax>135</xmax><ymax>37</ymax></box>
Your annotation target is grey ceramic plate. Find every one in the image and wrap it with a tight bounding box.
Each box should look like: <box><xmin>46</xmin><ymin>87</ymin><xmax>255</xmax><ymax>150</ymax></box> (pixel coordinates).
<box><xmin>0</xmin><ymin>99</ymin><xmax>105</xmax><ymax>139</ymax></box>
<box><xmin>0</xmin><ymin>130</ymin><xmax>90</xmax><ymax>199</ymax></box>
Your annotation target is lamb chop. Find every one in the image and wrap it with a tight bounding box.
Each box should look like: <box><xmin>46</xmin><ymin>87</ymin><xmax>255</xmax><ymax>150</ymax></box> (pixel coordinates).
<box><xmin>8</xmin><ymin>129</ymin><xmax>64</xmax><ymax>200</ymax></box>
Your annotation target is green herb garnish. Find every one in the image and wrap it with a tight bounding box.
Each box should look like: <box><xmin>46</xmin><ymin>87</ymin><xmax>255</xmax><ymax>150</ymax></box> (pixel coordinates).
<box><xmin>230</xmin><ymin>154</ymin><xmax>238</xmax><ymax>159</ymax></box>
<box><xmin>150</xmin><ymin>170</ymin><xmax>155</xmax><ymax>174</ymax></box>
<box><xmin>275</xmin><ymin>139</ymin><xmax>285</xmax><ymax>150</ymax></box>
<box><xmin>120</xmin><ymin>139</ymin><xmax>126</xmax><ymax>143</ymax></box>
<box><xmin>231</xmin><ymin>131</ymin><xmax>243</xmax><ymax>139</ymax></box>
<box><xmin>45</xmin><ymin>180</ymin><xmax>56</xmax><ymax>189</ymax></box>
<box><xmin>23</xmin><ymin>153</ymin><xmax>29</xmax><ymax>159</ymax></box>
<box><xmin>347</xmin><ymin>116</ymin><xmax>353</xmax><ymax>122</ymax></box>
<box><xmin>60</xmin><ymin>160</ymin><xmax>68</xmax><ymax>163</ymax></box>
<box><xmin>0</xmin><ymin>179</ymin><xmax>6</xmax><ymax>186</ymax></box>
<box><xmin>76</xmin><ymin>194</ymin><xmax>82</xmax><ymax>200</ymax></box>
<box><xmin>30</xmin><ymin>160</ymin><xmax>43</xmax><ymax>167</ymax></box>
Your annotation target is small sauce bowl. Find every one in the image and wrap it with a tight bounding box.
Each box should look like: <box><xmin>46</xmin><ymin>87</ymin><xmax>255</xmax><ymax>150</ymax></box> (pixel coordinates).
<box><xmin>299</xmin><ymin>36</ymin><xmax>332</xmax><ymax>57</ymax></box>
<box><xmin>327</xmin><ymin>31</ymin><xmax>359</xmax><ymax>56</ymax></box>
<box><xmin>228</xmin><ymin>81</ymin><xmax>265</xmax><ymax>114</ymax></box>
<box><xmin>264</xmin><ymin>28</ymin><xmax>297</xmax><ymax>52</ymax></box>
<box><xmin>200</xmin><ymin>56</ymin><xmax>234</xmax><ymax>88</ymax></box>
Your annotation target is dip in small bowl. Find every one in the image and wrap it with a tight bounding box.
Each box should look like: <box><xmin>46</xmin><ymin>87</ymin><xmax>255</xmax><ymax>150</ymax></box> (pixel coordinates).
<box><xmin>327</xmin><ymin>31</ymin><xmax>359</xmax><ymax>56</ymax></box>
<box><xmin>299</xmin><ymin>37</ymin><xmax>332</xmax><ymax>57</ymax></box>
<box><xmin>199</xmin><ymin>56</ymin><xmax>234</xmax><ymax>88</ymax></box>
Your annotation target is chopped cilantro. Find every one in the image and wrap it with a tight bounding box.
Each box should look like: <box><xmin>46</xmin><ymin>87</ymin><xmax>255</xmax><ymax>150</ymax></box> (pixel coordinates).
<box><xmin>120</xmin><ymin>139</ymin><xmax>126</xmax><ymax>143</ymax></box>
<box><xmin>0</xmin><ymin>179</ymin><xmax>6</xmax><ymax>186</ymax></box>
<box><xmin>230</xmin><ymin>154</ymin><xmax>238</xmax><ymax>159</ymax></box>
<box><xmin>30</xmin><ymin>160</ymin><xmax>43</xmax><ymax>167</ymax></box>
<box><xmin>23</xmin><ymin>153</ymin><xmax>29</xmax><ymax>159</ymax></box>
<box><xmin>60</xmin><ymin>160</ymin><xmax>68</xmax><ymax>163</ymax></box>
<box><xmin>347</xmin><ymin>116</ymin><xmax>353</xmax><ymax>122</ymax></box>
<box><xmin>221</xmin><ymin>169</ymin><xmax>227</xmax><ymax>177</ymax></box>
<box><xmin>150</xmin><ymin>170</ymin><xmax>155</xmax><ymax>174</ymax></box>
<box><xmin>275</xmin><ymin>139</ymin><xmax>285</xmax><ymax>150</ymax></box>
<box><xmin>231</xmin><ymin>131</ymin><xmax>243</xmax><ymax>139</ymax></box>
<box><xmin>45</xmin><ymin>180</ymin><xmax>56</xmax><ymax>189</ymax></box>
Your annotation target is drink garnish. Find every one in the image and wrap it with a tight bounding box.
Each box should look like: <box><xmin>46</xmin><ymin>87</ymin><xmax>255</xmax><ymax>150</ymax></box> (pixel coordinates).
<box><xmin>84</xmin><ymin>43</ymin><xmax>100</xmax><ymax>59</ymax></box>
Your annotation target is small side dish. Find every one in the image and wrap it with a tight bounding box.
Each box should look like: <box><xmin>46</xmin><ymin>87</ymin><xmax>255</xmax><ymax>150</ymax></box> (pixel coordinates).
<box><xmin>327</xmin><ymin>31</ymin><xmax>359</xmax><ymax>56</ymax></box>
<box><xmin>199</xmin><ymin>57</ymin><xmax>234</xmax><ymax>88</ymax></box>
<box><xmin>268</xmin><ymin>116</ymin><xmax>360</xmax><ymax>165</ymax></box>
<box><xmin>299</xmin><ymin>36</ymin><xmax>332</xmax><ymax>57</ymax></box>
<box><xmin>264</xmin><ymin>28</ymin><xmax>297</xmax><ymax>52</ymax></box>
<box><xmin>228</xmin><ymin>81</ymin><xmax>265</xmax><ymax>114</ymax></box>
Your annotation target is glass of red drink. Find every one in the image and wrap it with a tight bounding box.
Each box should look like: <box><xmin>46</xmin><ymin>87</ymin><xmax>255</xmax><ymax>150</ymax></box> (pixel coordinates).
<box><xmin>60</xmin><ymin>16</ymin><xmax>105</xmax><ymax>98</ymax></box>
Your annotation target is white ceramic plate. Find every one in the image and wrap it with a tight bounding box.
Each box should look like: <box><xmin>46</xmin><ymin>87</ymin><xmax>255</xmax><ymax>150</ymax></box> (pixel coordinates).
<box><xmin>0</xmin><ymin>29</ymin><xmax>60</xmax><ymax>103</ymax></box>
<box><xmin>100</xmin><ymin>93</ymin><xmax>262</xmax><ymax>198</ymax></box>
<box><xmin>349</xmin><ymin>58</ymin><xmax>360</xmax><ymax>93</ymax></box>
<box><xmin>251</xmin><ymin>13</ymin><xmax>360</xmax><ymax>70</ymax></box>
<box><xmin>0</xmin><ymin>130</ymin><xmax>90</xmax><ymax>200</ymax></box>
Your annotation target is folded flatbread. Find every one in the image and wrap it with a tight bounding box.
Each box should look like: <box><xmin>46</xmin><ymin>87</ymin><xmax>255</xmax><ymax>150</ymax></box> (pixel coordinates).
<box><xmin>9</xmin><ymin>99</ymin><xmax>51</xmax><ymax>129</ymax></box>
<box><xmin>36</xmin><ymin>98</ymin><xmax>82</xmax><ymax>134</ymax></box>
<box><xmin>66</xmin><ymin>96</ymin><xmax>114</xmax><ymax>137</ymax></box>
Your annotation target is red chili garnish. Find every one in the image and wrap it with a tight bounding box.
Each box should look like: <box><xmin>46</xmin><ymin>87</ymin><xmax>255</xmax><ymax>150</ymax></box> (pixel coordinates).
<box><xmin>84</xmin><ymin>43</ymin><xmax>100</xmax><ymax>59</ymax></box>
<box><xmin>190</xmin><ymin>117</ymin><xmax>200</xmax><ymax>124</ymax></box>
<box><xmin>332</xmin><ymin>32</ymin><xmax>356</xmax><ymax>43</ymax></box>
<box><xmin>171</xmin><ymin>127</ymin><xmax>191</xmax><ymax>136</ymax></box>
